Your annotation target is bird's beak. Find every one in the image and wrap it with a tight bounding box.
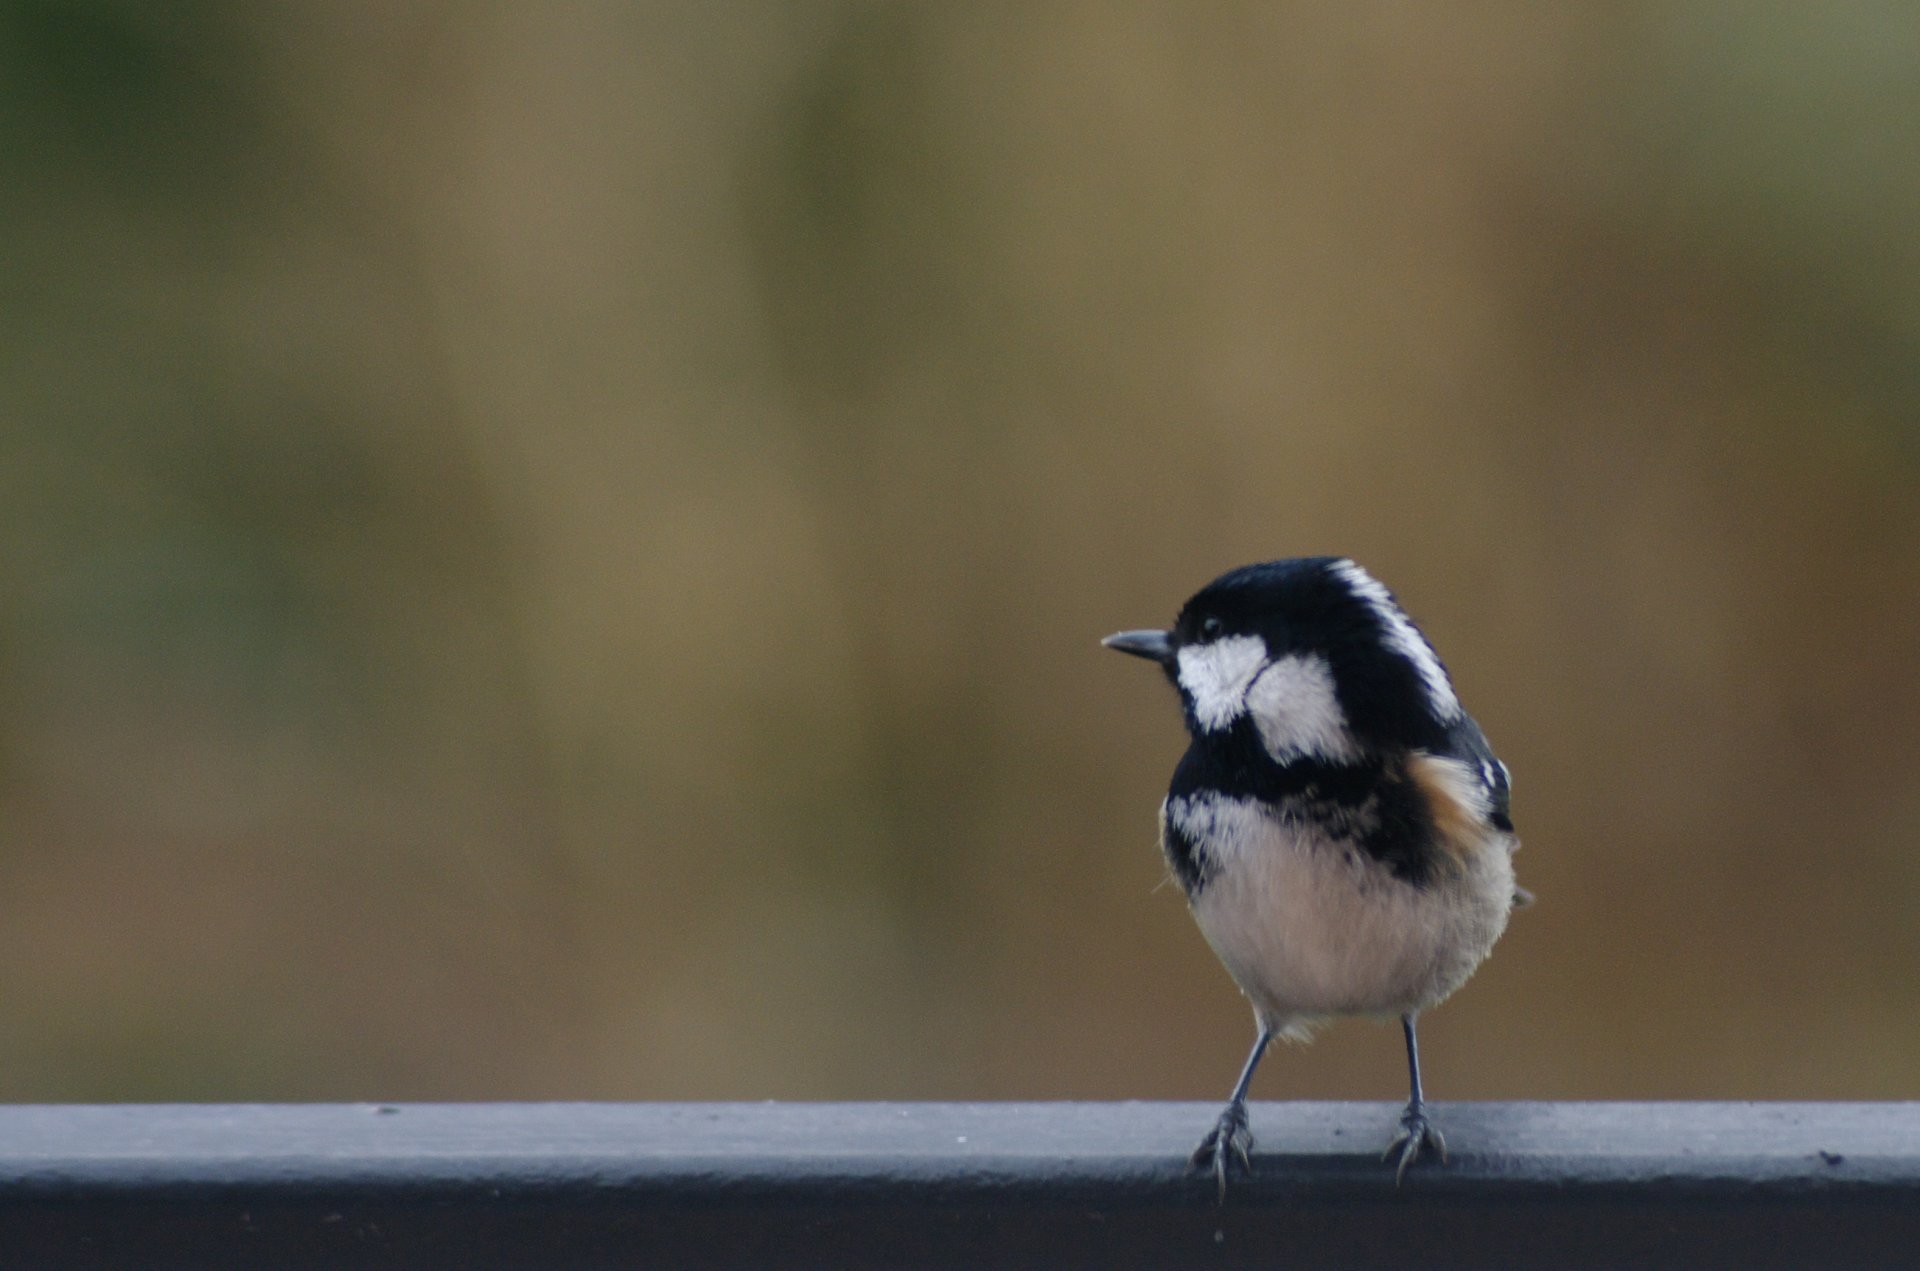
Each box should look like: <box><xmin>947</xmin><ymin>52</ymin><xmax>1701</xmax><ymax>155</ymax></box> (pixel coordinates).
<box><xmin>1102</xmin><ymin>628</ymin><xmax>1175</xmax><ymax>663</ymax></box>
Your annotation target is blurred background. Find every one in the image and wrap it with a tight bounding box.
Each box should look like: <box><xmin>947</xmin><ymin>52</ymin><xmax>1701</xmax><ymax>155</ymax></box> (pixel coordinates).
<box><xmin>2</xmin><ymin>2</ymin><xmax>1917</xmax><ymax>1106</ymax></box>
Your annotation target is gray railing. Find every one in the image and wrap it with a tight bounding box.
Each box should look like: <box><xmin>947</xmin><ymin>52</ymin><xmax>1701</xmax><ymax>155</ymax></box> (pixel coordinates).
<box><xmin>2</xmin><ymin>1102</ymin><xmax>1914</xmax><ymax>1268</ymax></box>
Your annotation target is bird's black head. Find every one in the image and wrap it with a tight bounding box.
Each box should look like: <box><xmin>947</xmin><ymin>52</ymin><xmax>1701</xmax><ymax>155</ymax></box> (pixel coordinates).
<box><xmin>1103</xmin><ymin>556</ymin><xmax>1459</xmax><ymax>758</ymax></box>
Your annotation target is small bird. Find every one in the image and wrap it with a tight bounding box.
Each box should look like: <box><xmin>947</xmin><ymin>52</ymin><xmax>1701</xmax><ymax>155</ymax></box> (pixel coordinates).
<box><xmin>1103</xmin><ymin>557</ymin><xmax>1522</xmax><ymax>1197</ymax></box>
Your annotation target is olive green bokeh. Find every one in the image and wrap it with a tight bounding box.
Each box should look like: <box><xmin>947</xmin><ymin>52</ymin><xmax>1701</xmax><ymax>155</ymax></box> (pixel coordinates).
<box><xmin>1</xmin><ymin>3</ymin><xmax>1917</xmax><ymax>1103</ymax></box>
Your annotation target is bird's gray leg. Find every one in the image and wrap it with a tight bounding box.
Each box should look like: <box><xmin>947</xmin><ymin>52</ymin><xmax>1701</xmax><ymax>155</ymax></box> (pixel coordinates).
<box><xmin>1384</xmin><ymin>1013</ymin><xmax>1447</xmax><ymax>1183</ymax></box>
<box><xmin>1190</xmin><ymin>1026</ymin><xmax>1273</xmax><ymax>1202</ymax></box>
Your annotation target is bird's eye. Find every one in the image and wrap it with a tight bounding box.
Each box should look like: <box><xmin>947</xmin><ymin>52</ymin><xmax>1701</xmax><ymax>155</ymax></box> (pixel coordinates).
<box><xmin>1199</xmin><ymin>616</ymin><xmax>1224</xmax><ymax>641</ymax></box>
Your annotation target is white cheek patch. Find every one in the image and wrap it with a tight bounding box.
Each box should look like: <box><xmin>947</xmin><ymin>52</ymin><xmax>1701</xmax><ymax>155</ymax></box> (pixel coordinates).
<box><xmin>1329</xmin><ymin>559</ymin><xmax>1461</xmax><ymax>721</ymax></box>
<box><xmin>1247</xmin><ymin>653</ymin><xmax>1361</xmax><ymax>763</ymax></box>
<box><xmin>1175</xmin><ymin>635</ymin><xmax>1269</xmax><ymax>731</ymax></box>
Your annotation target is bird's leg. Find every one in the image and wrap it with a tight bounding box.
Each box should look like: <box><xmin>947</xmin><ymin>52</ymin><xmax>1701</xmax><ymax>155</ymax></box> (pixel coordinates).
<box><xmin>1190</xmin><ymin>1026</ymin><xmax>1273</xmax><ymax>1202</ymax></box>
<box><xmin>1384</xmin><ymin>1012</ymin><xmax>1447</xmax><ymax>1183</ymax></box>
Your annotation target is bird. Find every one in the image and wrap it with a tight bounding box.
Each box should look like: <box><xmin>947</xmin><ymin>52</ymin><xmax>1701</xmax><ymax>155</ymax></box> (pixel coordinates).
<box><xmin>1102</xmin><ymin>556</ymin><xmax>1522</xmax><ymax>1198</ymax></box>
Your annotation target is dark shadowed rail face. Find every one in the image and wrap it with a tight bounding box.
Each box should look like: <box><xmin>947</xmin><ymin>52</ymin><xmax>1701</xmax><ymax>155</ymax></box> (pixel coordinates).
<box><xmin>1</xmin><ymin>1102</ymin><xmax>1917</xmax><ymax>1270</ymax></box>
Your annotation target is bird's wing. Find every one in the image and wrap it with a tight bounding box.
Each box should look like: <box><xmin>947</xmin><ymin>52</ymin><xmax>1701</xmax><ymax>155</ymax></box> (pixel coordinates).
<box><xmin>1433</xmin><ymin>713</ymin><xmax>1512</xmax><ymax>833</ymax></box>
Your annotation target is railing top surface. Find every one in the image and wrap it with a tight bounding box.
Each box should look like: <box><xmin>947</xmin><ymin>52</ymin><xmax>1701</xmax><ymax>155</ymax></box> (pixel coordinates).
<box><xmin>0</xmin><ymin>1100</ymin><xmax>1912</xmax><ymax>1182</ymax></box>
<box><xmin>5</xmin><ymin>1103</ymin><xmax>1918</xmax><ymax>1270</ymax></box>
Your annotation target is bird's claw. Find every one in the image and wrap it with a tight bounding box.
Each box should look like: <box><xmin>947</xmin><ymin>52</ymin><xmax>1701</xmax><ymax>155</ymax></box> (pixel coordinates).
<box><xmin>1190</xmin><ymin>1101</ymin><xmax>1254</xmax><ymax>1203</ymax></box>
<box><xmin>1384</xmin><ymin>1102</ymin><xmax>1447</xmax><ymax>1184</ymax></box>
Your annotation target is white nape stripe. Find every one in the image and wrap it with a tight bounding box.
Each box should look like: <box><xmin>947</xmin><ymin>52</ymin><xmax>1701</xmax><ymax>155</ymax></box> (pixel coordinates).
<box><xmin>1246</xmin><ymin>653</ymin><xmax>1361</xmax><ymax>763</ymax></box>
<box><xmin>1165</xmin><ymin>791</ymin><xmax>1271</xmax><ymax>871</ymax></box>
<box><xmin>1328</xmin><ymin>559</ymin><xmax>1461</xmax><ymax>721</ymax></box>
<box><xmin>1175</xmin><ymin>634</ymin><xmax>1268</xmax><ymax>731</ymax></box>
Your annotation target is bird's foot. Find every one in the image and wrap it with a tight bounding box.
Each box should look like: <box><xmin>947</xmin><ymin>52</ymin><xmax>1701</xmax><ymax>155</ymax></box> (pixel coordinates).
<box><xmin>1190</xmin><ymin>1100</ymin><xmax>1254</xmax><ymax>1203</ymax></box>
<box><xmin>1383</xmin><ymin>1101</ymin><xmax>1447</xmax><ymax>1184</ymax></box>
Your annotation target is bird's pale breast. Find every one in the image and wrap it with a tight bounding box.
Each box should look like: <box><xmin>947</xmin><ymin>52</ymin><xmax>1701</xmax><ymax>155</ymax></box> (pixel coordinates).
<box><xmin>1164</xmin><ymin>757</ymin><xmax>1514</xmax><ymax>1038</ymax></box>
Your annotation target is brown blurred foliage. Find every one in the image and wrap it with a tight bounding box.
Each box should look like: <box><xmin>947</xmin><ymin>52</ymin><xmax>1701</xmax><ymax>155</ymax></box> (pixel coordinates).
<box><xmin>1</xmin><ymin>3</ymin><xmax>1917</xmax><ymax>1103</ymax></box>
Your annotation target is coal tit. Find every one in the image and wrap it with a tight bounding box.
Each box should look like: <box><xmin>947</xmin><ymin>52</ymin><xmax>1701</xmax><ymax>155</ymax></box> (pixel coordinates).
<box><xmin>1103</xmin><ymin>557</ymin><xmax>1523</xmax><ymax>1197</ymax></box>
